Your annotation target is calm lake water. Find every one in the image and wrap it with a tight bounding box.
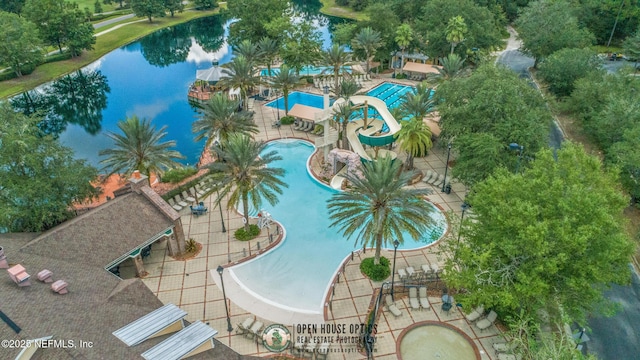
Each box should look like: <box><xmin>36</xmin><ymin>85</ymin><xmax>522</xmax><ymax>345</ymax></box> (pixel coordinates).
<box><xmin>12</xmin><ymin>5</ymin><xmax>345</xmax><ymax>167</ymax></box>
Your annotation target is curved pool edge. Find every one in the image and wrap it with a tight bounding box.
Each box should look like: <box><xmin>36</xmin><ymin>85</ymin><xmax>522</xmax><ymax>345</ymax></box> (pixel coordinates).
<box><xmin>396</xmin><ymin>321</ymin><xmax>482</xmax><ymax>360</ymax></box>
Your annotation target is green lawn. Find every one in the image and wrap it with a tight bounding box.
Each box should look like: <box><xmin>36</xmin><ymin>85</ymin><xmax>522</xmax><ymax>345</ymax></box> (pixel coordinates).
<box><xmin>71</xmin><ymin>0</ymin><xmax>119</xmax><ymax>13</ymax></box>
<box><xmin>319</xmin><ymin>0</ymin><xmax>368</xmax><ymax>21</ymax></box>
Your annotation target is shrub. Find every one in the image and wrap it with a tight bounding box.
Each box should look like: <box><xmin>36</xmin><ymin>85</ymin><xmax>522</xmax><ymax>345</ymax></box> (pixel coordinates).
<box><xmin>235</xmin><ymin>224</ymin><xmax>260</xmax><ymax>241</ymax></box>
<box><xmin>395</xmin><ymin>73</ymin><xmax>408</xmax><ymax>79</ymax></box>
<box><xmin>360</xmin><ymin>256</ymin><xmax>390</xmax><ymax>281</ymax></box>
<box><xmin>185</xmin><ymin>238</ymin><xmax>198</xmax><ymax>252</ymax></box>
<box><xmin>162</xmin><ymin>166</ymin><xmax>198</xmax><ymax>183</ymax></box>
<box><xmin>280</xmin><ymin>115</ymin><xmax>295</xmax><ymax>125</ymax></box>
<box><xmin>538</xmin><ymin>48</ymin><xmax>602</xmax><ymax>97</ymax></box>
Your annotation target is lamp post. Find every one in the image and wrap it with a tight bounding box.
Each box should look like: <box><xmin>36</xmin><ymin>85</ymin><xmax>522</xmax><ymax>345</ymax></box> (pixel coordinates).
<box><xmin>442</xmin><ymin>142</ymin><xmax>452</xmax><ymax>192</ymax></box>
<box><xmin>390</xmin><ymin>239</ymin><xmax>399</xmax><ymax>301</ymax></box>
<box><xmin>509</xmin><ymin>143</ymin><xmax>524</xmax><ymax>174</ymax></box>
<box><xmin>216</xmin><ymin>190</ymin><xmax>226</xmax><ymax>233</ymax></box>
<box><xmin>216</xmin><ymin>265</ymin><xmax>233</xmax><ymax>332</ymax></box>
<box><xmin>455</xmin><ymin>202</ymin><xmax>469</xmax><ymax>262</ymax></box>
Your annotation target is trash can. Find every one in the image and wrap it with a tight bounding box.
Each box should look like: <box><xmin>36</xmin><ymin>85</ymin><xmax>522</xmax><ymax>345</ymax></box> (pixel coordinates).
<box><xmin>444</xmin><ymin>183</ymin><xmax>452</xmax><ymax>194</ymax></box>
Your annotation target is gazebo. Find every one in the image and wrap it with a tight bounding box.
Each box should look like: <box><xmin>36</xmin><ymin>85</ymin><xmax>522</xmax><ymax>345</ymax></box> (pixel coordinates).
<box><xmin>188</xmin><ymin>59</ymin><xmax>229</xmax><ymax>102</ymax></box>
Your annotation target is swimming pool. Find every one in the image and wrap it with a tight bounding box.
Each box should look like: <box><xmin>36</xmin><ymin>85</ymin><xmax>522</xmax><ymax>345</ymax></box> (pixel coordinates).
<box><xmin>265</xmin><ymin>91</ymin><xmax>328</xmax><ymax>112</ymax></box>
<box><xmin>260</xmin><ymin>65</ymin><xmax>351</xmax><ymax>77</ymax></box>
<box><xmin>229</xmin><ymin>140</ymin><xmax>447</xmax><ymax>313</ymax></box>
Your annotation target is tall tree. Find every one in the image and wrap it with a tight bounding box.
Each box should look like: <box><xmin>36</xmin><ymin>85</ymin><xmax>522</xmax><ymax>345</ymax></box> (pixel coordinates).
<box><xmin>280</xmin><ymin>20</ymin><xmax>322</xmax><ymax>73</ymax></box>
<box><xmin>0</xmin><ymin>103</ymin><xmax>99</xmax><ymax>232</ymax></box>
<box><xmin>394</xmin><ymin>117</ymin><xmax>433</xmax><ymax>170</ymax></box>
<box><xmin>233</xmin><ymin>39</ymin><xmax>262</xmax><ymax>67</ymax></box>
<box><xmin>360</xmin><ymin>3</ymin><xmax>401</xmax><ymax>69</ymax></box>
<box><xmin>0</xmin><ymin>12</ymin><xmax>43</xmax><ymax>77</ymax></box>
<box><xmin>394</xmin><ymin>24</ymin><xmax>413</xmax><ymax>75</ymax></box>
<box><xmin>623</xmin><ymin>28</ymin><xmax>640</xmax><ymax>69</ymax></box>
<box><xmin>193</xmin><ymin>0</ymin><xmax>216</xmax><ymax>10</ymax></box>
<box><xmin>268</xmin><ymin>64</ymin><xmax>299</xmax><ymax>115</ymax></box>
<box><xmin>129</xmin><ymin>0</ymin><xmax>166</xmax><ymax>22</ymax></box>
<box><xmin>219</xmin><ymin>55</ymin><xmax>260</xmax><ymax>111</ymax></box>
<box><xmin>99</xmin><ymin>115</ymin><xmax>185</xmax><ymax>177</ymax></box>
<box><xmin>257</xmin><ymin>37</ymin><xmax>280</xmax><ymax>77</ymax></box>
<box><xmin>516</xmin><ymin>0</ymin><xmax>595</xmax><ymax>67</ymax></box>
<box><xmin>445</xmin><ymin>143</ymin><xmax>633</xmax><ymax>325</ymax></box>
<box><xmin>210</xmin><ymin>134</ymin><xmax>287</xmax><ymax>232</ymax></box>
<box><xmin>445</xmin><ymin>15</ymin><xmax>468</xmax><ymax>55</ymax></box>
<box><xmin>426</xmin><ymin>53</ymin><xmax>468</xmax><ymax>85</ymax></box>
<box><xmin>226</xmin><ymin>0</ymin><xmax>292</xmax><ymax>45</ymax></box>
<box><xmin>351</xmin><ymin>27</ymin><xmax>383</xmax><ymax>75</ymax></box>
<box><xmin>610</xmin><ymin>125</ymin><xmax>640</xmax><ymax>203</ymax></box>
<box><xmin>332</xmin><ymin>101</ymin><xmax>356</xmax><ymax>150</ymax></box>
<box><xmin>538</xmin><ymin>47</ymin><xmax>603</xmax><ymax>97</ymax></box>
<box><xmin>163</xmin><ymin>0</ymin><xmax>184</xmax><ymax>17</ymax></box>
<box><xmin>192</xmin><ymin>93</ymin><xmax>258</xmax><ymax>148</ymax></box>
<box><xmin>319</xmin><ymin>44</ymin><xmax>353</xmax><ymax>94</ymax></box>
<box><xmin>327</xmin><ymin>155</ymin><xmax>436</xmax><ymax>265</ymax></box>
<box><xmin>436</xmin><ymin>64</ymin><xmax>551</xmax><ymax>186</ymax></box>
<box><xmin>0</xmin><ymin>0</ymin><xmax>26</xmax><ymax>13</ymax></box>
<box><xmin>414</xmin><ymin>0</ymin><xmax>503</xmax><ymax>59</ymax></box>
<box><xmin>23</xmin><ymin>0</ymin><xmax>95</xmax><ymax>55</ymax></box>
<box><xmin>400</xmin><ymin>90</ymin><xmax>434</xmax><ymax>121</ymax></box>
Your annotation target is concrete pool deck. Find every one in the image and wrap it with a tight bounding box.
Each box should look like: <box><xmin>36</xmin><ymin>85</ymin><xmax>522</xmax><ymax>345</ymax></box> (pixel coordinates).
<box><xmin>119</xmin><ymin>76</ymin><xmax>508</xmax><ymax>358</ymax></box>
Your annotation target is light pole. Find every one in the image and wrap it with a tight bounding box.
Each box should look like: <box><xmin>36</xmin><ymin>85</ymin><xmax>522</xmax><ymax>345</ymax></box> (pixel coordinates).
<box><xmin>390</xmin><ymin>239</ymin><xmax>399</xmax><ymax>301</ymax></box>
<box><xmin>509</xmin><ymin>143</ymin><xmax>524</xmax><ymax>174</ymax></box>
<box><xmin>216</xmin><ymin>189</ymin><xmax>226</xmax><ymax>233</ymax></box>
<box><xmin>455</xmin><ymin>202</ymin><xmax>470</xmax><ymax>262</ymax></box>
<box><xmin>442</xmin><ymin>142</ymin><xmax>452</xmax><ymax>192</ymax></box>
<box><xmin>216</xmin><ymin>265</ymin><xmax>233</xmax><ymax>332</ymax></box>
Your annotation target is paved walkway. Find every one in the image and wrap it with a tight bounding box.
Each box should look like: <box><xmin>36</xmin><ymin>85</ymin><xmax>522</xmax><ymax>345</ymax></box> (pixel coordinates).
<box><xmin>119</xmin><ymin>76</ymin><xmax>506</xmax><ymax>358</ymax></box>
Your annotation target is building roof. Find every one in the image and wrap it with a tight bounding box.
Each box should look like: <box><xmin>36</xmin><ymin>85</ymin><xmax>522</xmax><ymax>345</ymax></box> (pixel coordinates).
<box><xmin>403</xmin><ymin>62</ymin><xmax>443</xmax><ymax>74</ymax></box>
<box><xmin>19</xmin><ymin>191</ymin><xmax>174</xmax><ymax>268</ymax></box>
<box><xmin>0</xmin><ymin>181</ymin><xmax>258</xmax><ymax>359</ymax></box>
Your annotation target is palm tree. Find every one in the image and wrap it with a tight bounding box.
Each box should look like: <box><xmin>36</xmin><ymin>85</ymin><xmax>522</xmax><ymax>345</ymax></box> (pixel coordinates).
<box><xmin>268</xmin><ymin>64</ymin><xmax>299</xmax><ymax>115</ymax></box>
<box><xmin>400</xmin><ymin>91</ymin><xmax>434</xmax><ymax>121</ymax></box>
<box><xmin>210</xmin><ymin>134</ymin><xmax>288</xmax><ymax>232</ymax></box>
<box><xmin>257</xmin><ymin>37</ymin><xmax>280</xmax><ymax>77</ymax></box>
<box><xmin>446</xmin><ymin>16</ymin><xmax>468</xmax><ymax>55</ymax></box>
<box><xmin>192</xmin><ymin>93</ymin><xmax>259</xmax><ymax>148</ymax></box>
<box><xmin>426</xmin><ymin>54</ymin><xmax>467</xmax><ymax>85</ymax></box>
<box><xmin>394</xmin><ymin>117</ymin><xmax>433</xmax><ymax>170</ymax></box>
<box><xmin>336</xmin><ymin>79</ymin><xmax>360</xmax><ymax>100</ymax></box>
<box><xmin>395</xmin><ymin>24</ymin><xmax>413</xmax><ymax>76</ymax></box>
<box><xmin>332</xmin><ymin>101</ymin><xmax>356</xmax><ymax>150</ymax></box>
<box><xmin>99</xmin><ymin>115</ymin><xmax>185</xmax><ymax>178</ymax></box>
<box><xmin>220</xmin><ymin>55</ymin><xmax>260</xmax><ymax>111</ymax></box>
<box><xmin>233</xmin><ymin>39</ymin><xmax>262</xmax><ymax>67</ymax></box>
<box><xmin>327</xmin><ymin>155</ymin><xmax>435</xmax><ymax>265</ymax></box>
<box><xmin>320</xmin><ymin>44</ymin><xmax>353</xmax><ymax>95</ymax></box>
<box><xmin>351</xmin><ymin>27</ymin><xmax>382</xmax><ymax>75</ymax></box>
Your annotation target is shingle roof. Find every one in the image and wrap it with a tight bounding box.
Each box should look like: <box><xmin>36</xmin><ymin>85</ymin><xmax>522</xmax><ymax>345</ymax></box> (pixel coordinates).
<box><xmin>19</xmin><ymin>191</ymin><xmax>174</xmax><ymax>267</ymax></box>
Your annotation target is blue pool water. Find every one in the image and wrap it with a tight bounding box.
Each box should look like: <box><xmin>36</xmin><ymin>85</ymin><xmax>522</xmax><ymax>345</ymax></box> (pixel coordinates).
<box><xmin>265</xmin><ymin>91</ymin><xmax>331</xmax><ymax>111</ymax></box>
<box><xmin>260</xmin><ymin>65</ymin><xmax>351</xmax><ymax>77</ymax></box>
<box><xmin>230</xmin><ymin>140</ymin><xmax>448</xmax><ymax>312</ymax></box>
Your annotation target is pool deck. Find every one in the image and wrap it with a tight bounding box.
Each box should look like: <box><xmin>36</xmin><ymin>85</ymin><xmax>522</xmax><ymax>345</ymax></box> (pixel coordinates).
<box><xmin>121</xmin><ymin>75</ymin><xmax>507</xmax><ymax>359</ymax></box>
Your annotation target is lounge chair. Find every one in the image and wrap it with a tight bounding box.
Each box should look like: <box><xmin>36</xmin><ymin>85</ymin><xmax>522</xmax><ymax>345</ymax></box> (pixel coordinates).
<box><xmin>476</xmin><ymin>310</ymin><xmax>498</xmax><ymax>331</ymax></box>
<box><xmin>465</xmin><ymin>305</ymin><xmax>485</xmax><ymax>322</ymax></box>
<box><xmin>236</xmin><ymin>317</ymin><xmax>254</xmax><ymax>335</ymax></box>
<box><xmin>493</xmin><ymin>340</ymin><xmax>517</xmax><ymax>353</ymax></box>
<box><xmin>422</xmin><ymin>170</ymin><xmax>436</xmax><ymax>183</ymax></box>
<box><xmin>188</xmin><ymin>187</ymin><xmax>200</xmax><ymax>199</ymax></box>
<box><xmin>418</xmin><ymin>287</ymin><xmax>429</xmax><ymax>310</ymax></box>
<box><xmin>304</xmin><ymin>122</ymin><xmax>315</xmax><ymax>132</ymax></box>
<box><xmin>432</xmin><ymin>174</ymin><xmax>445</xmax><ymax>187</ymax></box>
<box><xmin>199</xmin><ymin>181</ymin><xmax>212</xmax><ymax>193</ymax></box>
<box><xmin>167</xmin><ymin>198</ymin><xmax>182</xmax><ymax>211</ymax></box>
<box><xmin>430</xmin><ymin>264</ymin><xmax>440</xmax><ymax>274</ymax></box>
<box><xmin>194</xmin><ymin>185</ymin><xmax>205</xmax><ymax>196</ymax></box>
<box><xmin>182</xmin><ymin>190</ymin><xmax>195</xmax><ymax>203</ymax></box>
<box><xmin>409</xmin><ymin>287</ymin><xmax>420</xmax><ymax>310</ymax></box>
<box><xmin>406</xmin><ymin>266</ymin><xmax>416</xmax><ymax>278</ymax></box>
<box><xmin>174</xmin><ymin>195</ymin><xmax>188</xmax><ymax>207</ymax></box>
<box><xmin>304</xmin><ymin>341</ymin><xmax>317</xmax><ymax>357</ymax></box>
<box><xmin>292</xmin><ymin>339</ymin><xmax>306</xmax><ymax>356</ymax></box>
<box><xmin>247</xmin><ymin>320</ymin><xmax>264</xmax><ymax>339</ymax></box>
<box><xmin>317</xmin><ymin>342</ymin><xmax>330</xmax><ymax>360</ymax></box>
<box><xmin>397</xmin><ymin>268</ymin><xmax>407</xmax><ymax>280</ymax></box>
<box><xmin>497</xmin><ymin>354</ymin><xmax>521</xmax><ymax>360</ymax></box>
<box><xmin>385</xmin><ymin>295</ymin><xmax>403</xmax><ymax>317</ymax></box>
<box><xmin>272</xmin><ymin>120</ymin><xmax>281</xmax><ymax>128</ymax></box>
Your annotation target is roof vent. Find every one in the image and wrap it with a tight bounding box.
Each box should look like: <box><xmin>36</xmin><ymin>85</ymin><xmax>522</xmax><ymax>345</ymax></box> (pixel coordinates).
<box><xmin>51</xmin><ymin>280</ymin><xmax>69</xmax><ymax>295</ymax></box>
<box><xmin>37</xmin><ymin>269</ymin><xmax>54</xmax><ymax>283</ymax></box>
<box><xmin>7</xmin><ymin>264</ymin><xmax>31</xmax><ymax>287</ymax></box>
<box><xmin>0</xmin><ymin>246</ymin><xmax>8</xmax><ymax>269</ymax></box>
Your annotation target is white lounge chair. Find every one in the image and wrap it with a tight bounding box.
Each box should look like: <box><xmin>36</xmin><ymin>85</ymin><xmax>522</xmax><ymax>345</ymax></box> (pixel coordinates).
<box><xmin>409</xmin><ymin>287</ymin><xmax>420</xmax><ymax>310</ymax></box>
<box><xmin>317</xmin><ymin>342</ymin><xmax>330</xmax><ymax>360</ymax></box>
<box><xmin>174</xmin><ymin>195</ymin><xmax>188</xmax><ymax>207</ymax></box>
<box><xmin>236</xmin><ymin>317</ymin><xmax>254</xmax><ymax>335</ymax></box>
<box><xmin>465</xmin><ymin>305</ymin><xmax>485</xmax><ymax>322</ymax></box>
<box><xmin>406</xmin><ymin>266</ymin><xmax>416</xmax><ymax>278</ymax></box>
<box><xmin>398</xmin><ymin>268</ymin><xmax>407</xmax><ymax>280</ymax></box>
<box><xmin>418</xmin><ymin>287</ymin><xmax>429</xmax><ymax>310</ymax></box>
<box><xmin>182</xmin><ymin>190</ymin><xmax>195</xmax><ymax>203</ymax></box>
<box><xmin>476</xmin><ymin>310</ymin><xmax>498</xmax><ymax>331</ymax></box>
<box><xmin>422</xmin><ymin>170</ymin><xmax>436</xmax><ymax>183</ymax></box>
<box><xmin>385</xmin><ymin>295</ymin><xmax>403</xmax><ymax>317</ymax></box>
<box><xmin>194</xmin><ymin>185</ymin><xmax>206</xmax><ymax>196</ymax></box>
<box><xmin>167</xmin><ymin>198</ymin><xmax>182</xmax><ymax>211</ymax></box>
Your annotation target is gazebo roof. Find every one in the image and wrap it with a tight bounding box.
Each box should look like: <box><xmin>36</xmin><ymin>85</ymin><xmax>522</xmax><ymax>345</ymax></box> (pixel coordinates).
<box><xmin>403</xmin><ymin>62</ymin><xmax>443</xmax><ymax>74</ymax></box>
<box><xmin>196</xmin><ymin>66</ymin><xmax>228</xmax><ymax>83</ymax></box>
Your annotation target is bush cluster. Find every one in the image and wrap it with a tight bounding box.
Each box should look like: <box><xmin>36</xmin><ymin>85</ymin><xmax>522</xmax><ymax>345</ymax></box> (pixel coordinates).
<box><xmin>360</xmin><ymin>256</ymin><xmax>390</xmax><ymax>281</ymax></box>
<box><xmin>162</xmin><ymin>166</ymin><xmax>198</xmax><ymax>183</ymax></box>
<box><xmin>280</xmin><ymin>115</ymin><xmax>295</xmax><ymax>125</ymax></box>
<box><xmin>235</xmin><ymin>224</ymin><xmax>260</xmax><ymax>241</ymax></box>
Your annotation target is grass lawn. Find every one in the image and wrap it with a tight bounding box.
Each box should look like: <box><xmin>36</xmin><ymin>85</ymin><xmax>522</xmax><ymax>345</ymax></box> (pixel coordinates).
<box><xmin>71</xmin><ymin>0</ymin><xmax>119</xmax><ymax>13</ymax></box>
<box><xmin>319</xmin><ymin>0</ymin><xmax>368</xmax><ymax>21</ymax></box>
<box><xmin>0</xmin><ymin>8</ymin><xmax>218</xmax><ymax>99</ymax></box>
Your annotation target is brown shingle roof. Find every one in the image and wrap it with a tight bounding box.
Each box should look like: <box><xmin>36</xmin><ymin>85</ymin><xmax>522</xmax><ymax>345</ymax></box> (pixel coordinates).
<box><xmin>19</xmin><ymin>191</ymin><xmax>174</xmax><ymax>268</ymax></box>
